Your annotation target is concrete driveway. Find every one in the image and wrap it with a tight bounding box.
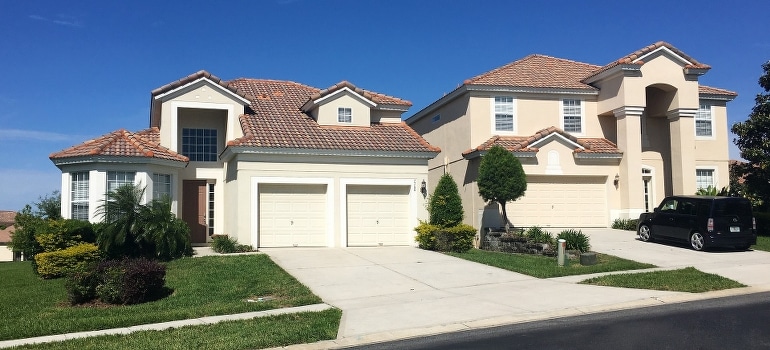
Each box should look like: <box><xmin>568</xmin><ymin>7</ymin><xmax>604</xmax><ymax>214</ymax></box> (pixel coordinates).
<box><xmin>262</xmin><ymin>228</ymin><xmax>770</xmax><ymax>344</ymax></box>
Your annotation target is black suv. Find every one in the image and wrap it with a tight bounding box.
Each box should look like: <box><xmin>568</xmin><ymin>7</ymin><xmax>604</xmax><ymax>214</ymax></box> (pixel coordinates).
<box><xmin>637</xmin><ymin>196</ymin><xmax>756</xmax><ymax>251</ymax></box>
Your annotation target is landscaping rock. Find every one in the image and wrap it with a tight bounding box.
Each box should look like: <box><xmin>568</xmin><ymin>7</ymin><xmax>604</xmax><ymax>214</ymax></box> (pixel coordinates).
<box><xmin>580</xmin><ymin>252</ymin><xmax>598</xmax><ymax>266</ymax></box>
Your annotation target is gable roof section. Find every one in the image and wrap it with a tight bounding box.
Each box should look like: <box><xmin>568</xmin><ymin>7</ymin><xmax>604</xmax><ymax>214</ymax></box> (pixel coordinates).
<box><xmin>224</xmin><ymin>78</ymin><xmax>439</xmax><ymax>156</ymax></box>
<box><xmin>151</xmin><ymin>70</ymin><xmax>254</xmax><ymax>102</ymax></box>
<box><xmin>463</xmin><ymin>126</ymin><xmax>621</xmax><ymax>159</ymax></box>
<box><xmin>583</xmin><ymin>41</ymin><xmax>711</xmax><ymax>82</ymax></box>
<box><xmin>699</xmin><ymin>85</ymin><xmax>738</xmax><ymax>99</ymax></box>
<box><xmin>50</xmin><ymin>128</ymin><xmax>189</xmax><ymax>164</ymax></box>
<box><xmin>309</xmin><ymin>80</ymin><xmax>412</xmax><ymax>108</ymax></box>
<box><xmin>465</xmin><ymin>54</ymin><xmax>601</xmax><ymax>91</ymax></box>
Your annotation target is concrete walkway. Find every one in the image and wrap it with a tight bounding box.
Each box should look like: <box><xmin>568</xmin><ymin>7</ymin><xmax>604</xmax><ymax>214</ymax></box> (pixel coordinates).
<box><xmin>6</xmin><ymin>229</ymin><xmax>770</xmax><ymax>349</ymax></box>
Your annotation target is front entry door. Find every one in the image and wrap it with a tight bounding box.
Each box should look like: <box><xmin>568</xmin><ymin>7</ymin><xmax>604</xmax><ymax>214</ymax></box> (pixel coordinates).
<box><xmin>182</xmin><ymin>180</ymin><xmax>207</xmax><ymax>244</ymax></box>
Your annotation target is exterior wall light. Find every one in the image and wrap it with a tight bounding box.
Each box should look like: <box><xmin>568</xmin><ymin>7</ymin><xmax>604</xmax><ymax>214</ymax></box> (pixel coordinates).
<box><xmin>420</xmin><ymin>179</ymin><xmax>427</xmax><ymax>197</ymax></box>
<box><xmin>614</xmin><ymin>173</ymin><xmax>620</xmax><ymax>186</ymax></box>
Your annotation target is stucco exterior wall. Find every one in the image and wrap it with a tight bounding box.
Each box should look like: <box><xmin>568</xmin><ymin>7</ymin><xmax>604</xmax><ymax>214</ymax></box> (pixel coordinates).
<box><xmin>0</xmin><ymin>246</ymin><xmax>13</xmax><ymax>262</ymax></box>
<box><xmin>315</xmin><ymin>92</ymin><xmax>372</xmax><ymax>127</ymax></box>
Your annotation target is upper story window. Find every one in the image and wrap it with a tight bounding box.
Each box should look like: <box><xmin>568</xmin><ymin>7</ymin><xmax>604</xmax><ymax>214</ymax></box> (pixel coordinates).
<box><xmin>71</xmin><ymin>171</ymin><xmax>89</xmax><ymax>221</ymax></box>
<box><xmin>696</xmin><ymin>169</ymin><xmax>715</xmax><ymax>190</ymax></box>
<box><xmin>152</xmin><ymin>173</ymin><xmax>172</xmax><ymax>200</ymax></box>
<box><xmin>107</xmin><ymin>171</ymin><xmax>136</xmax><ymax>193</ymax></box>
<box><xmin>338</xmin><ymin>107</ymin><xmax>352</xmax><ymax>123</ymax></box>
<box><xmin>182</xmin><ymin>128</ymin><xmax>218</xmax><ymax>162</ymax></box>
<box><xmin>562</xmin><ymin>99</ymin><xmax>583</xmax><ymax>133</ymax></box>
<box><xmin>696</xmin><ymin>104</ymin><xmax>713</xmax><ymax>137</ymax></box>
<box><xmin>494</xmin><ymin>96</ymin><xmax>514</xmax><ymax>132</ymax></box>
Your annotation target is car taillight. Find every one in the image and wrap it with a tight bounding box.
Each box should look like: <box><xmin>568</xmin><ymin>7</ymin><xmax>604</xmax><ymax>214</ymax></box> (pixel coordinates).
<box><xmin>754</xmin><ymin>217</ymin><xmax>757</xmax><ymax>231</ymax></box>
<box><xmin>707</xmin><ymin>218</ymin><xmax>714</xmax><ymax>233</ymax></box>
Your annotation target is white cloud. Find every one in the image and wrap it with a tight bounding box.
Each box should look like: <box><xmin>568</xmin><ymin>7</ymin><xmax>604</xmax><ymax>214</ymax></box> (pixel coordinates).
<box><xmin>0</xmin><ymin>169</ymin><xmax>60</xmax><ymax>211</ymax></box>
<box><xmin>28</xmin><ymin>14</ymin><xmax>84</xmax><ymax>28</ymax></box>
<box><xmin>0</xmin><ymin>129</ymin><xmax>87</xmax><ymax>142</ymax></box>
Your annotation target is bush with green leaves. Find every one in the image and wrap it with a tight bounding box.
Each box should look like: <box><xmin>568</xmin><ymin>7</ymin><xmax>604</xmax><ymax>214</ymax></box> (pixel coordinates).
<box><xmin>95</xmin><ymin>258</ymin><xmax>167</xmax><ymax>305</ymax></box>
<box><xmin>556</xmin><ymin>229</ymin><xmax>590</xmax><ymax>253</ymax></box>
<box><xmin>428</xmin><ymin>173</ymin><xmax>464</xmax><ymax>227</ymax></box>
<box><xmin>65</xmin><ymin>265</ymin><xmax>99</xmax><ymax>304</ymax></box>
<box><xmin>34</xmin><ymin>243</ymin><xmax>103</xmax><ymax>279</ymax></box>
<box><xmin>35</xmin><ymin>219</ymin><xmax>96</xmax><ymax>253</ymax></box>
<box><xmin>211</xmin><ymin>235</ymin><xmax>254</xmax><ymax>254</ymax></box>
<box><xmin>434</xmin><ymin>224</ymin><xmax>476</xmax><ymax>253</ymax></box>
<box><xmin>477</xmin><ymin>145</ymin><xmax>527</xmax><ymax>226</ymax></box>
<box><xmin>611</xmin><ymin>218</ymin><xmax>639</xmax><ymax>231</ymax></box>
<box><xmin>525</xmin><ymin>226</ymin><xmax>555</xmax><ymax>245</ymax></box>
<box><xmin>414</xmin><ymin>221</ymin><xmax>440</xmax><ymax>250</ymax></box>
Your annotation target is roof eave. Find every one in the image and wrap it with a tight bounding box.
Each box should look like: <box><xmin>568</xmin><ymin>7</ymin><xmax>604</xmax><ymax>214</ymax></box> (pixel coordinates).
<box><xmin>153</xmin><ymin>77</ymin><xmax>252</xmax><ymax>105</ymax></box>
<box><xmin>50</xmin><ymin>156</ymin><xmax>189</xmax><ymax>168</ymax></box>
<box><xmin>463</xmin><ymin>150</ymin><xmax>537</xmax><ymax>160</ymax></box>
<box><xmin>406</xmin><ymin>85</ymin><xmax>468</xmax><ymax>125</ymax></box>
<box><xmin>574</xmin><ymin>153</ymin><xmax>623</xmax><ymax>159</ymax></box>
<box><xmin>225</xmin><ymin>146</ymin><xmax>440</xmax><ymax>159</ymax></box>
<box><xmin>583</xmin><ymin>64</ymin><xmax>642</xmax><ymax>85</ymax></box>
<box><xmin>465</xmin><ymin>84</ymin><xmax>599</xmax><ymax>95</ymax></box>
<box><xmin>699</xmin><ymin>93</ymin><xmax>737</xmax><ymax>102</ymax></box>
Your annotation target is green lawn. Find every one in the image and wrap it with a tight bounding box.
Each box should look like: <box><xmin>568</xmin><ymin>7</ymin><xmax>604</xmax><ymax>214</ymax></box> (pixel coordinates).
<box><xmin>753</xmin><ymin>235</ymin><xmax>770</xmax><ymax>252</ymax></box>
<box><xmin>580</xmin><ymin>267</ymin><xmax>746</xmax><ymax>292</ymax></box>
<box><xmin>0</xmin><ymin>255</ymin><xmax>325</xmax><ymax>341</ymax></box>
<box><xmin>11</xmin><ymin>309</ymin><xmax>341</xmax><ymax>350</ymax></box>
<box><xmin>446</xmin><ymin>249</ymin><xmax>655</xmax><ymax>278</ymax></box>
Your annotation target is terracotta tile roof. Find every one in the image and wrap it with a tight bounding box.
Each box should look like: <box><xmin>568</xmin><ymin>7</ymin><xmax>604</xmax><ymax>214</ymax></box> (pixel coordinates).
<box><xmin>152</xmin><ymin>70</ymin><xmax>254</xmax><ymax>102</ymax></box>
<box><xmin>311</xmin><ymin>81</ymin><xmax>412</xmax><ymax>106</ymax></box>
<box><xmin>463</xmin><ymin>126</ymin><xmax>621</xmax><ymax>157</ymax></box>
<box><xmin>0</xmin><ymin>211</ymin><xmax>15</xmax><ymax>226</ymax></box>
<box><xmin>584</xmin><ymin>41</ymin><xmax>711</xmax><ymax>81</ymax></box>
<box><xmin>225</xmin><ymin>78</ymin><xmax>439</xmax><ymax>153</ymax></box>
<box><xmin>464</xmin><ymin>54</ymin><xmax>601</xmax><ymax>90</ymax></box>
<box><xmin>50</xmin><ymin>128</ymin><xmax>189</xmax><ymax>163</ymax></box>
<box><xmin>0</xmin><ymin>226</ymin><xmax>12</xmax><ymax>244</ymax></box>
<box><xmin>699</xmin><ymin>85</ymin><xmax>738</xmax><ymax>97</ymax></box>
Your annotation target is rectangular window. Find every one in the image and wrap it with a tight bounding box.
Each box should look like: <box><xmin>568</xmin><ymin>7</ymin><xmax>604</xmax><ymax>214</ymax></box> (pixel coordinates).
<box><xmin>182</xmin><ymin>128</ymin><xmax>218</xmax><ymax>162</ymax></box>
<box><xmin>696</xmin><ymin>104</ymin><xmax>713</xmax><ymax>137</ymax></box>
<box><xmin>71</xmin><ymin>172</ymin><xmax>89</xmax><ymax>220</ymax></box>
<box><xmin>338</xmin><ymin>107</ymin><xmax>352</xmax><ymax>123</ymax></box>
<box><xmin>152</xmin><ymin>173</ymin><xmax>172</xmax><ymax>200</ymax></box>
<box><xmin>107</xmin><ymin>171</ymin><xmax>136</xmax><ymax>193</ymax></box>
<box><xmin>494</xmin><ymin>96</ymin><xmax>514</xmax><ymax>132</ymax></box>
<box><xmin>562</xmin><ymin>99</ymin><xmax>582</xmax><ymax>133</ymax></box>
<box><xmin>696</xmin><ymin>169</ymin><xmax>715</xmax><ymax>190</ymax></box>
<box><xmin>208</xmin><ymin>183</ymin><xmax>215</xmax><ymax>237</ymax></box>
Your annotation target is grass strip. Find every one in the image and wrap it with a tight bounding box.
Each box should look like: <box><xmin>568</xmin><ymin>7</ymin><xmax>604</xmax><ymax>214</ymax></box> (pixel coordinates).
<box><xmin>752</xmin><ymin>235</ymin><xmax>770</xmax><ymax>252</ymax></box>
<box><xmin>579</xmin><ymin>267</ymin><xmax>746</xmax><ymax>292</ymax></box>
<box><xmin>11</xmin><ymin>309</ymin><xmax>341</xmax><ymax>350</ymax></box>
<box><xmin>446</xmin><ymin>249</ymin><xmax>655</xmax><ymax>278</ymax></box>
<box><xmin>0</xmin><ymin>255</ymin><xmax>321</xmax><ymax>340</ymax></box>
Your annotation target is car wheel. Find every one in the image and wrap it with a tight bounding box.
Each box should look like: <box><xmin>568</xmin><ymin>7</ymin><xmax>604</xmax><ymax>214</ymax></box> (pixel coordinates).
<box><xmin>690</xmin><ymin>232</ymin><xmax>705</xmax><ymax>251</ymax></box>
<box><xmin>638</xmin><ymin>224</ymin><xmax>653</xmax><ymax>242</ymax></box>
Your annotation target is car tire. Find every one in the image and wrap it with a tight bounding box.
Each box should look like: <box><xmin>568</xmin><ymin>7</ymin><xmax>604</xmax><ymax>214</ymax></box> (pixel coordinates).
<box><xmin>690</xmin><ymin>232</ymin><xmax>706</xmax><ymax>251</ymax></box>
<box><xmin>638</xmin><ymin>224</ymin><xmax>653</xmax><ymax>242</ymax></box>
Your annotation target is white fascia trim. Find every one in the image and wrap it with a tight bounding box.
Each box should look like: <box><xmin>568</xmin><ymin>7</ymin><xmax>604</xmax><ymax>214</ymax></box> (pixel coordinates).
<box><xmin>699</xmin><ymin>94</ymin><xmax>736</xmax><ymax>102</ymax></box>
<box><xmin>51</xmin><ymin>156</ymin><xmax>187</xmax><ymax>168</ymax></box>
<box><xmin>529</xmin><ymin>132</ymin><xmax>585</xmax><ymax>150</ymax></box>
<box><xmin>463</xmin><ymin>150</ymin><xmax>536</xmax><ymax>160</ymax></box>
<box><xmin>314</xmin><ymin>87</ymin><xmax>377</xmax><ymax>108</ymax></box>
<box><xmin>225</xmin><ymin>147</ymin><xmax>438</xmax><ymax>159</ymax></box>
<box><xmin>613</xmin><ymin>106</ymin><xmax>645</xmax><ymax>118</ymax></box>
<box><xmin>170</xmin><ymin>101</ymin><xmax>238</xmax><ymax>152</ymax></box>
<box><xmin>338</xmin><ymin>178</ymin><xmax>416</xmax><ymax>248</ymax></box>
<box><xmin>374</xmin><ymin>104</ymin><xmax>410</xmax><ymax>112</ymax></box>
<box><xmin>153</xmin><ymin>77</ymin><xmax>251</xmax><ymax>105</ymax></box>
<box><xmin>250</xmin><ymin>177</ymin><xmax>335</xmax><ymax>248</ymax></box>
<box><xmin>574</xmin><ymin>153</ymin><xmax>623</xmax><ymax>159</ymax></box>
<box><xmin>468</xmin><ymin>85</ymin><xmax>598</xmax><ymax>96</ymax></box>
<box><xmin>633</xmin><ymin>46</ymin><xmax>693</xmax><ymax>66</ymax></box>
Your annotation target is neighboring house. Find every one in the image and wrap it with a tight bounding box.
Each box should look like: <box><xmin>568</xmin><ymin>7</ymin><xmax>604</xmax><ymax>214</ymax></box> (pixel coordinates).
<box><xmin>407</xmin><ymin>41</ymin><xmax>736</xmax><ymax>229</ymax></box>
<box><xmin>0</xmin><ymin>211</ymin><xmax>16</xmax><ymax>262</ymax></box>
<box><xmin>51</xmin><ymin>71</ymin><xmax>439</xmax><ymax>247</ymax></box>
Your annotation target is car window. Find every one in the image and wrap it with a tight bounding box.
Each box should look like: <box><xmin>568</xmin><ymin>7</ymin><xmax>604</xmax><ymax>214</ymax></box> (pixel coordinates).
<box><xmin>714</xmin><ymin>200</ymin><xmax>753</xmax><ymax>217</ymax></box>
<box><xmin>660</xmin><ymin>199</ymin><xmax>678</xmax><ymax>212</ymax></box>
<box><xmin>678</xmin><ymin>200</ymin><xmax>697</xmax><ymax>216</ymax></box>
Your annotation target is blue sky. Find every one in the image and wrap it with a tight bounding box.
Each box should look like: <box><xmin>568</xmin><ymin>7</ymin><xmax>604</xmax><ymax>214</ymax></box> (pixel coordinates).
<box><xmin>0</xmin><ymin>0</ymin><xmax>768</xmax><ymax>211</ymax></box>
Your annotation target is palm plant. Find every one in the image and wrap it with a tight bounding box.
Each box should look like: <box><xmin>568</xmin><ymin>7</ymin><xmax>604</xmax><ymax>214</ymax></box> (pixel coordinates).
<box><xmin>96</xmin><ymin>184</ymin><xmax>145</xmax><ymax>258</ymax></box>
<box><xmin>139</xmin><ymin>196</ymin><xmax>192</xmax><ymax>260</ymax></box>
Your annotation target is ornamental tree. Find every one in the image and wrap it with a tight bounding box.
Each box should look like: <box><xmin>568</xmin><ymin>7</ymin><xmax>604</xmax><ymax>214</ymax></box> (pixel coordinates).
<box><xmin>428</xmin><ymin>173</ymin><xmax>464</xmax><ymax>227</ymax></box>
<box><xmin>477</xmin><ymin>145</ymin><xmax>527</xmax><ymax>226</ymax></box>
<box><xmin>731</xmin><ymin>61</ymin><xmax>770</xmax><ymax>211</ymax></box>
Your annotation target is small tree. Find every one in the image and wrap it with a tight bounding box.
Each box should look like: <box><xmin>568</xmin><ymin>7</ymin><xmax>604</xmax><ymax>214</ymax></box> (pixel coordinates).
<box><xmin>732</xmin><ymin>61</ymin><xmax>770</xmax><ymax>211</ymax></box>
<box><xmin>477</xmin><ymin>145</ymin><xmax>527</xmax><ymax>226</ymax></box>
<box><xmin>428</xmin><ymin>173</ymin><xmax>464</xmax><ymax>227</ymax></box>
<box><xmin>35</xmin><ymin>191</ymin><xmax>62</xmax><ymax>220</ymax></box>
<box><xmin>96</xmin><ymin>184</ymin><xmax>146</xmax><ymax>258</ymax></box>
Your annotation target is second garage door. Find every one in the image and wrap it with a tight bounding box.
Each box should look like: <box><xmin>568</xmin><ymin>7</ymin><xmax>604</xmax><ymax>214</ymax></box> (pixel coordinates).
<box><xmin>506</xmin><ymin>176</ymin><xmax>607</xmax><ymax>228</ymax></box>
<box><xmin>347</xmin><ymin>185</ymin><xmax>411</xmax><ymax>246</ymax></box>
<box><xmin>259</xmin><ymin>184</ymin><xmax>328</xmax><ymax>247</ymax></box>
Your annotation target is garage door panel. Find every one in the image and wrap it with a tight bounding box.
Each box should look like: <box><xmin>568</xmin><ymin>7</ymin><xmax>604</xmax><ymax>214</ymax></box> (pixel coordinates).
<box><xmin>347</xmin><ymin>185</ymin><xmax>411</xmax><ymax>246</ymax></box>
<box><xmin>259</xmin><ymin>184</ymin><xmax>327</xmax><ymax>247</ymax></box>
<box><xmin>506</xmin><ymin>176</ymin><xmax>607</xmax><ymax>228</ymax></box>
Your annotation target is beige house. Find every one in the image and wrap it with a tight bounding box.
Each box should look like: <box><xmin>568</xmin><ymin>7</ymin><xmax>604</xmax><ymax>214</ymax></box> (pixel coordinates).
<box><xmin>0</xmin><ymin>211</ymin><xmax>16</xmax><ymax>261</ymax></box>
<box><xmin>51</xmin><ymin>71</ymin><xmax>439</xmax><ymax>247</ymax></box>
<box><xmin>407</xmin><ymin>42</ymin><xmax>737</xmax><ymax>229</ymax></box>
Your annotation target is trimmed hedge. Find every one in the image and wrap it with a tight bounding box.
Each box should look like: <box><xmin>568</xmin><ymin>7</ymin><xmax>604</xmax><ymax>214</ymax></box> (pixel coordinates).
<box><xmin>414</xmin><ymin>221</ymin><xmax>440</xmax><ymax>250</ymax></box>
<box><xmin>435</xmin><ymin>224</ymin><xmax>476</xmax><ymax>253</ymax></box>
<box><xmin>89</xmin><ymin>258</ymin><xmax>167</xmax><ymax>305</ymax></box>
<box><xmin>611</xmin><ymin>218</ymin><xmax>639</xmax><ymax>231</ymax></box>
<box><xmin>35</xmin><ymin>219</ymin><xmax>96</xmax><ymax>253</ymax></box>
<box><xmin>34</xmin><ymin>243</ymin><xmax>102</xmax><ymax>279</ymax></box>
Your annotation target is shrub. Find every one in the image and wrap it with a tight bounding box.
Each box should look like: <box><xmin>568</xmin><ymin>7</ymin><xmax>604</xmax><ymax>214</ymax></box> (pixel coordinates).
<box><xmin>139</xmin><ymin>198</ymin><xmax>193</xmax><ymax>260</ymax></box>
<box><xmin>611</xmin><ymin>218</ymin><xmax>639</xmax><ymax>231</ymax></box>
<box><xmin>556</xmin><ymin>229</ymin><xmax>590</xmax><ymax>253</ymax></box>
<box><xmin>754</xmin><ymin>212</ymin><xmax>770</xmax><ymax>236</ymax></box>
<box><xmin>64</xmin><ymin>265</ymin><xmax>99</xmax><ymax>305</ymax></box>
<box><xmin>525</xmin><ymin>226</ymin><xmax>555</xmax><ymax>245</ymax></box>
<box><xmin>435</xmin><ymin>224</ymin><xmax>476</xmax><ymax>253</ymax></box>
<box><xmin>414</xmin><ymin>221</ymin><xmax>440</xmax><ymax>250</ymax></box>
<box><xmin>34</xmin><ymin>243</ymin><xmax>103</xmax><ymax>279</ymax></box>
<box><xmin>35</xmin><ymin>219</ymin><xmax>96</xmax><ymax>253</ymax></box>
<box><xmin>211</xmin><ymin>235</ymin><xmax>254</xmax><ymax>253</ymax></box>
<box><xmin>428</xmin><ymin>173</ymin><xmax>464</xmax><ymax>227</ymax></box>
<box><xmin>96</xmin><ymin>258</ymin><xmax>167</xmax><ymax>305</ymax></box>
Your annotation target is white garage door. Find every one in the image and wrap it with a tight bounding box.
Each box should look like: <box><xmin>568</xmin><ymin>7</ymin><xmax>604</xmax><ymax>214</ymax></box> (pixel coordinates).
<box><xmin>259</xmin><ymin>184</ymin><xmax>328</xmax><ymax>247</ymax></box>
<box><xmin>347</xmin><ymin>185</ymin><xmax>411</xmax><ymax>246</ymax></box>
<box><xmin>506</xmin><ymin>176</ymin><xmax>607</xmax><ymax>228</ymax></box>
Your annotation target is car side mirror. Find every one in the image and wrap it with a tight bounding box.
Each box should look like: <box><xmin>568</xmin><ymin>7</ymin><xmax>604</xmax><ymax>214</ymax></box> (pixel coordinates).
<box><xmin>653</xmin><ymin>208</ymin><xmax>660</xmax><ymax>213</ymax></box>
